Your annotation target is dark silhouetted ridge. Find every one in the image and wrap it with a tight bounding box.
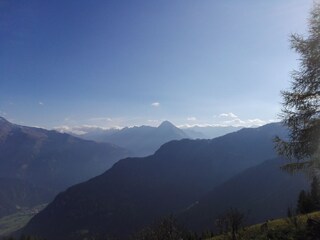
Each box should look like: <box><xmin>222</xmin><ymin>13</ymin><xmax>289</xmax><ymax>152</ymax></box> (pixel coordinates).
<box><xmin>21</xmin><ymin>123</ymin><xmax>291</xmax><ymax>240</ymax></box>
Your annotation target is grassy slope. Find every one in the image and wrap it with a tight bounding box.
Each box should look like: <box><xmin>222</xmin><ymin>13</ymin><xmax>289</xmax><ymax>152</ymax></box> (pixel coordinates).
<box><xmin>0</xmin><ymin>204</ymin><xmax>47</xmax><ymax>237</ymax></box>
<box><xmin>209</xmin><ymin>211</ymin><xmax>320</xmax><ymax>240</ymax></box>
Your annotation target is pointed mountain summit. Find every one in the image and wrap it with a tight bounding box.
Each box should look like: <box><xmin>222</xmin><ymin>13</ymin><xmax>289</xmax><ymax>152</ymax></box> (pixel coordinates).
<box><xmin>79</xmin><ymin>120</ymin><xmax>189</xmax><ymax>157</ymax></box>
<box><xmin>155</xmin><ymin>120</ymin><xmax>188</xmax><ymax>139</ymax></box>
<box><xmin>0</xmin><ymin>116</ymin><xmax>15</xmax><ymax>142</ymax></box>
<box><xmin>0</xmin><ymin>116</ymin><xmax>9</xmax><ymax>122</ymax></box>
<box><xmin>0</xmin><ymin>116</ymin><xmax>12</xmax><ymax>128</ymax></box>
<box><xmin>157</xmin><ymin>120</ymin><xmax>176</xmax><ymax>129</ymax></box>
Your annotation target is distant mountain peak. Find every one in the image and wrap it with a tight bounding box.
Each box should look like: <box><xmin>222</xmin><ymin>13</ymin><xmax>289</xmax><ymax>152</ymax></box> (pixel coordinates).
<box><xmin>0</xmin><ymin>116</ymin><xmax>9</xmax><ymax>123</ymax></box>
<box><xmin>0</xmin><ymin>117</ymin><xmax>11</xmax><ymax>128</ymax></box>
<box><xmin>158</xmin><ymin>120</ymin><xmax>176</xmax><ymax>129</ymax></box>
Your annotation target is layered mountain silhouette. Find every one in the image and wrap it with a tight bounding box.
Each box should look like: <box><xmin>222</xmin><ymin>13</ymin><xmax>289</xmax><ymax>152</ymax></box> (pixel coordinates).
<box><xmin>0</xmin><ymin>117</ymin><xmax>129</xmax><ymax>215</ymax></box>
<box><xmin>80</xmin><ymin>121</ymin><xmax>189</xmax><ymax>157</ymax></box>
<box><xmin>180</xmin><ymin>157</ymin><xmax>308</xmax><ymax>232</ymax></box>
<box><xmin>182</xmin><ymin>125</ymin><xmax>243</xmax><ymax>139</ymax></box>
<box><xmin>21</xmin><ymin>123</ymin><xmax>293</xmax><ymax>239</ymax></box>
<box><xmin>77</xmin><ymin>122</ymin><xmax>243</xmax><ymax>147</ymax></box>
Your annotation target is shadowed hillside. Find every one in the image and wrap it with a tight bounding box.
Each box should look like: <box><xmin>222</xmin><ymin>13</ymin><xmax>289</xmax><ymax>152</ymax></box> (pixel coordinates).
<box><xmin>21</xmin><ymin>123</ymin><xmax>288</xmax><ymax>239</ymax></box>
<box><xmin>0</xmin><ymin>117</ymin><xmax>129</xmax><ymax>216</ymax></box>
<box><xmin>180</xmin><ymin>158</ymin><xmax>308</xmax><ymax>232</ymax></box>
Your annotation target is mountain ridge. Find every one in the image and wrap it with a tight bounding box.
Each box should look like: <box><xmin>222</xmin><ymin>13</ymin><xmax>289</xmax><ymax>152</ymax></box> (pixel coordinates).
<box><xmin>80</xmin><ymin>120</ymin><xmax>189</xmax><ymax>157</ymax></box>
<box><xmin>21</xmin><ymin>123</ymin><xmax>287</xmax><ymax>239</ymax></box>
<box><xmin>0</xmin><ymin>117</ymin><xmax>129</xmax><ymax>217</ymax></box>
<box><xmin>180</xmin><ymin>157</ymin><xmax>308</xmax><ymax>232</ymax></box>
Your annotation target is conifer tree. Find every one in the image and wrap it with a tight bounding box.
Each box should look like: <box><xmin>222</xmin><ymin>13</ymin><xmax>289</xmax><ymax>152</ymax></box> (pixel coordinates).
<box><xmin>297</xmin><ymin>190</ymin><xmax>312</xmax><ymax>214</ymax></box>
<box><xmin>311</xmin><ymin>176</ymin><xmax>320</xmax><ymax>208</ymax></box>
<box><xmin>275</xmin><ymin>2</ymin><xmax>320</xmax><ymax>173</ymax></box>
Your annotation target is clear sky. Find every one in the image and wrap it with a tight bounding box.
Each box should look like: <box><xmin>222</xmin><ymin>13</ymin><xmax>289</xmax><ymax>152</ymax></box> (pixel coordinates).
<box><xmin>0</xmin><ymin>0</ymin><xmax>314</xmax><ymax>129</ymax></box>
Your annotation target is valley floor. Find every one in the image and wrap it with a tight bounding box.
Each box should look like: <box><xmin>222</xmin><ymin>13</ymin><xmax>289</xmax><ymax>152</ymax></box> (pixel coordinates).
<box><xmin>0</xmin><ymin>204</ymin><xmax>47</xmax><ymax>237</ymax></box>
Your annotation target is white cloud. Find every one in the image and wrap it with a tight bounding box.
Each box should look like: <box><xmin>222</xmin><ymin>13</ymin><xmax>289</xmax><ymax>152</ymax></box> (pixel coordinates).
<box><xmin>222</xmin><ymin>118</ymin><xmax>245</xmax><ymax>126</ymax></box>
<box><xmin>88</xmin><ymin>117</ymin><xmax>112</xmax><ymax>122</ymax></box>
<box><xmin>54</xmin><ymin>125</ymin><xmax>72</xmax><ymax>133</ymax></box>
<box><xmin>268</xmin><ymin>119</ymin><xmax>278</xmax><ymax>123</ymax></box>
<box><xmin>247</xmin><ymin>118</ymin><xmax>267</xmax><ymax>125</ymax></box>
<box><xmin>39</xmin><ymin>101</ymin><xmax>44</xmax><ymax>106</ymax></box>
<box><xmin>187</xmin><ymin>117</ymin><xmax>197</xmax><ymax>121</ymax></box>
<box><xmin>179</xmin><ymin>123</ymin><xmax>216</xmax><ymax>128</ymax></box>
<box><xmin>148</xmin><ymin>119</ymin><xmax>159</xmax><ymax>123</ymax></box>
<box><xmin>53</xmin><ymin>124</ymin><xmax>116</xmax><ymax>135</ymax></box>
<box><xmin>179</xmin><ymin>118</ymin><xmax>268</xmax><ymax>128</ymax></box>
<box><xmin>54</xmin><ymin>117</ymin><xmax>126</xmax><ymax>135</ymax></box>
<box><xmin>210</xmin><ymin>112</ymin><xmax>269</xmax><ymax>127</ymax></box>
<box><xmin>218</xmin><ymin>117</ymin><xmax>268</xmax><ymax>127</ymax></box>
<box><xmin>151</xmin><ymin>102</ymin><xmax>160</xmax><ymax>107</ymax></box>
<box><xmin>147</xmin><ymin>119</ymin><xmax>160</xmax><ymax>127</ymax></box>
<box><xmin>218</xmin><ymin>112</ymin><xmax>238</xmax><ymax>118</ymax></box>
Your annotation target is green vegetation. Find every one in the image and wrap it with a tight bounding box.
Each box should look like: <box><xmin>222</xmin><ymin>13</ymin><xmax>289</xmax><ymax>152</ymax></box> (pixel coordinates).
<box><xmin>275</xmin><ymin>2</ymin><xmax>320</xmax><ymax>173</ymax></box>
<box><xmin>0</xmin><ymin>205</ymin><xmax>46</xmax><ymax>237</ymax></box>
<box><xmin>207</xmin><ymin>176</ymin><xmax>320</xmax><ymax>240</ymax></box>
<box><xmin>209</xmin><ymin>211</ymin><xmax>320</xmax><ymax>240</ymax></box>
<box><xmin>132</xmin><ymin>215</ymin><xmax>197</xmax><ymax>240</ymax></box>
<box><xmin>204</xmin><ymin>178</ymin><xmax>320</xmax><ymax>239</ymax></box>
<box><xmin>297</xmin><ymin>177</ymin><xmax>320</xmax><ymax>214</ymax></box>
<box><xmin>214</xmin><ymin>208</ymin><xmax>245</xmax><ymax>240</ymax></box>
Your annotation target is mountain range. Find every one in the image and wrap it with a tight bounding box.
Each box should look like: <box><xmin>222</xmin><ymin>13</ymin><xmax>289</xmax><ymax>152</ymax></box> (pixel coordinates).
<box><xmin>21</xmin><ymin>123</ymin><xmax>302</xmax><ymax>240</ymax></box>
<box><xmin>0</xmin><ymin>117</ymin><xmax>241</xmax><ymax>219</ymax></box>
<box><xmin>0</xmin><ymin>117</ymin><xmax>129</xmax><ymax>217</ymax></box>
<box><xmin>182</xmin><ymin>125</ymin><xmax>243</xmax><ymax>139</ymax></box>
<box><xmin>61</xmin><ymin>122</ymin><xmax>244</xmax><ymax>157</ymax></box>
<box><xmin>76</xmin><ymin>121</ymin><xmax>189</xmax><ymax>157</ymax></box>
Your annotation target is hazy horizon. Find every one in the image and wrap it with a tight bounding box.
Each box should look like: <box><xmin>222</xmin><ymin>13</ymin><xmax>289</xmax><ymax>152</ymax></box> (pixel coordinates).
<box><xmin>0</xmin><ymin>115</ymin><xmax>274</xmax><ymax>135</ymax></box>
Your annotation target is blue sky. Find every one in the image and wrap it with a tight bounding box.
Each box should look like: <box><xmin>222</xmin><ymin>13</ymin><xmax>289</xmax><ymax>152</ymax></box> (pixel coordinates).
<box><xmin>0</xmin><ymin>0</ymin><xmax>314</xmax><ymax>129</ymax></box>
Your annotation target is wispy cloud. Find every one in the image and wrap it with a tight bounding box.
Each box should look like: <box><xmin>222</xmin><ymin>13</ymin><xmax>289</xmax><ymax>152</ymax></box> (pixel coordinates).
<box><xmin>212</xmin><ymin>112</ymin><xmax>274</xmax><ymax>127</ymax></box>
<box><xmin>187</xmin><ymin>117</ymin><xmax>197</xmax><ymax>121</ymax></box>
<box><xmin>180</xmin><ymin>112</ymin><xmax>276</xmax><ymax>128</ymax></box>
<box><xmin>55</xmin><ymin>116</ymin><xmax>127</xmax><ymax>134</ymax></box>
<box><xmin>151</xmin><ymin>102</ymin><xmax>160</xmax><ymax>107</ymax></box>
<box><xmin>148</xmin><ymin>119</ymin><xmax>159</xmax><ymax>123</ymax></box>
<box><xmin>39</xmin><ymin>101</ymin><xmax>44</xmax><ymax>106</ymax></box>
<box><xmin>54</xmin><ymin>124</ymin><xmax>118</xmax><ymax>135</ymax></box>
<box><xmin>218</xmin><ymin>112</ymin><xmax>238</xmax><ymax>118</ymax></box>
<box><xmin>88</xmin><ymin>117</ymin><xmax>112</xmax><ymax>122</ymax></box>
